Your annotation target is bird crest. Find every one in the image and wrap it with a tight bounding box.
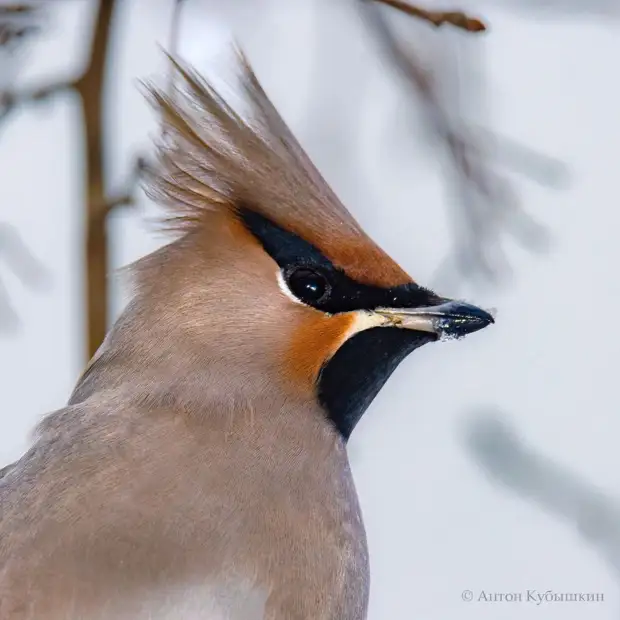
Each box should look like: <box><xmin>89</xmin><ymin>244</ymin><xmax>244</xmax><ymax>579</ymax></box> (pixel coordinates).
<box><xmin>144</xmin><ymin>50</ymin><xmax>412</xmax><ymax>289</ymax></box>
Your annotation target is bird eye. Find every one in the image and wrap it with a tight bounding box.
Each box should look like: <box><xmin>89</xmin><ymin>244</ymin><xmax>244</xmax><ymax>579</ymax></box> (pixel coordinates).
<box><xmin>286</xmin><ymin>267</ymin><xmax>331</xmax><ymax>304</ymax></box>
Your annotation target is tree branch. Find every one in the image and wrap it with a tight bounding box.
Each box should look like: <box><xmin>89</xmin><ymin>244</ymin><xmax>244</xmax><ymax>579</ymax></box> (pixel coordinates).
<box><xmin>0</xmin><ymin>0</ymin><xmax>137</xmax><ymax>358</ymax></box>
<box><xmin>372</xmin><ymin>0</ymin><xmax>487</xmax><ymax>32</ymax></box>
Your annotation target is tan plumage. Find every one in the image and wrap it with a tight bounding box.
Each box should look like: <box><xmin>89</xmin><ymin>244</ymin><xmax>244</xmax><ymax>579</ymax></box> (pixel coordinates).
<box><xmin>0</xmin><ymin>50</ymin><xmax>493</xmax><ymax>619</ymax></box>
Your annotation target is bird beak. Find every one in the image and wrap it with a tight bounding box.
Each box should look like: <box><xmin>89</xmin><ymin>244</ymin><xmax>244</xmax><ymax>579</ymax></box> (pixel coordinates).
<box><xmin>375</xmin><ymin>299</ymin><xmax>494</xmax><ymax>339</ymax></box>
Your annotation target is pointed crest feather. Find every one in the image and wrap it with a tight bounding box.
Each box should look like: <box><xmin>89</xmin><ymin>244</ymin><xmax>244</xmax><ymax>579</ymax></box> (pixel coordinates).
<box><xmin>144</xmin><ymin>49</ymin><xmax>359</xmax><ymax>234</ymax></box>
<box><xmin>143</xmin><ymin>48</ymin><xmax>412</xmax><ymax>287</ymax></box>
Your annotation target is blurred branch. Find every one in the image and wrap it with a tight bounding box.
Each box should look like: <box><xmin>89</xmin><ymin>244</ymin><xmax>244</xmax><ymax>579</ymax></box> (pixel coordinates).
<box><xmin>76</xmin><ymin>0</ymin><xmax>119</xmax><ymax>360</ymax></box>
<box><xmin>0</xmin><ymin>2</ymin><xmax>48</xmax><ymax>124</ymax></box>
<box><xmin>372</xmin><ymin>0</ymin><xmax>486</xmax><ymax>32</ymax></box>
<box><xmin>0</xmin><ymin>3</ymin><xmax>42</xmax><ymax>50</ymax></box>
<box><xmin>0</xmin><ymin>223</ymin><xmax>48</xmax><ymax>332</ymax></box>
<box><xmin>0</xmin><ymin>223</ymin><xmax>47</xmax><ymax>287</ymax></box>
<box><xmin>102</xmin><ymin>156</ymin><xmax>149</xmax><ymax>213</ymax></box>
<box><xmin>0</xmin><ymin>2</ymin><xmax>49</xmax><ymax>332</ymax></box>
<box><xmin>0</xmin><ymin>79</ymin><xmax>73</xmax><ymax>126</ymax></box>
<box><xmin>360</xmin><ymin>1</ymin><xmax>567</xmax><ymax>291</ymax></box>
<box><xmin>0</xmin><ymin>277</ymin><xmax>19</xmax><ymax>331</ymax></box>
<box><xmin>0</xmin><ymin>0</ymin><xmax>145</xmax><ymax>358</ymax></box>
<box><xmin>465</xmin><ymin>411</ymin><xmax>620</xmax><ymax>575</ymax></box>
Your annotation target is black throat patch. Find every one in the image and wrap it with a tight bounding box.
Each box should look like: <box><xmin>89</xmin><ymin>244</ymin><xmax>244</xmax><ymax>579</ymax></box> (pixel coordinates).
<box><xmin>238</xmin><ymin>207</ymin><xmax>438</xmax><ymax>440</ymax></box>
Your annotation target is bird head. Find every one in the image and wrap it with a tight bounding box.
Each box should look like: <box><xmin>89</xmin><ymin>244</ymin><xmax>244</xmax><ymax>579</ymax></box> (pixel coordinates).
<box><xmin>124</xmin><ymin>52</ymin><xmax>493</xmax><ymax>441</ymax></box>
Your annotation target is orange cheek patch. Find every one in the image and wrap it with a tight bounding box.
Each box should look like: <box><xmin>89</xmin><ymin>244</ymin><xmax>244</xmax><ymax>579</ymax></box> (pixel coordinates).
<box><xmin>282</xmin><ymin>310</ymin><xmax>357</xmax><ymax>391</ymax></box>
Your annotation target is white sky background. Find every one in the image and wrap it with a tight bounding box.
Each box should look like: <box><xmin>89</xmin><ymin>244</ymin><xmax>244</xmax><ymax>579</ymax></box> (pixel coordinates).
<box><xmin>1</xmin><ymin>0</ymin><xmax>620</xmax><ymax>618</ymax></box>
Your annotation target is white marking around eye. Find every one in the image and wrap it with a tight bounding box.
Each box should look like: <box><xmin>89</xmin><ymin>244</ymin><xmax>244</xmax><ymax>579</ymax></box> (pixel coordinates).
<box><xmin>275</xmin><ymin>268</ymin><xmax>391</xmax><ymax>343</ymax></box>
<box><xmin>275</xmin><ymin>269</ymin><xmax>306</xmax><ymax>306</ymax></box>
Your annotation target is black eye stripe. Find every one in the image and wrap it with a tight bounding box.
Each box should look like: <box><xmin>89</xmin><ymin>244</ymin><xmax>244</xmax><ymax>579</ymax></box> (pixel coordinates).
<box><xmin>239</xmin><ymin>207</ymin><xmax>331</xmax><ymax>269</ymax></box>
<box><xmin>238</xmin><ymin>207</ymin><xmax>440</xmax><ymax>313</ymax></box>
<box><xmin>237</xmin><ymin>206</ymin><xmax>442</xmax><ymax>441</ymax></box>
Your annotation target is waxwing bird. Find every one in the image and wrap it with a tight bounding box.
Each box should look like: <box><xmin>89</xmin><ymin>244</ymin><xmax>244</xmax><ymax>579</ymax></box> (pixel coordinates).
<box><xmin>0</xmin><ymin>51</ymin><xmax>493</xmax><ymax>619</ymax></box>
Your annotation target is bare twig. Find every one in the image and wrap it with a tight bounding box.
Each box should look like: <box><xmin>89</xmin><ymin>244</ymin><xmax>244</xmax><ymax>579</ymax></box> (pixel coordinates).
<box><xmin>372</xmin><ymin>0</ymin><xmax>487</xmax><ymax>32</ymax></box>
<box><xmin>0</xmin><ymin>4</ymin><xmax>39</xmax><ymax>16</ymax></box>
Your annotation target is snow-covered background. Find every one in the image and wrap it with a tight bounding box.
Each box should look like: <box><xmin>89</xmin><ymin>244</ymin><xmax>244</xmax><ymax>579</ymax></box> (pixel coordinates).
<box><xmin>1</xmin><ymin>1</ymin><xmax>619</xmax><ymax>618</ymax></box>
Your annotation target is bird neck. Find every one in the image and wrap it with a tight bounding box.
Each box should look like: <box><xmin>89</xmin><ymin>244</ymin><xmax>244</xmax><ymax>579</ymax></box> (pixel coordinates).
<box><xmin>68</xmin><ymin>300</ymin><xmax>321</xmax><ymax>434</ymax></box>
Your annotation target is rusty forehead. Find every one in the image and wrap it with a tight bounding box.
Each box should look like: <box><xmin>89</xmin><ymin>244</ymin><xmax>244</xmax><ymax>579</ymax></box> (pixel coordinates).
<box><xmin>290</xmin><ymin>224</ymin><xmax>414</xmax><ymax>289</ymax></box>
